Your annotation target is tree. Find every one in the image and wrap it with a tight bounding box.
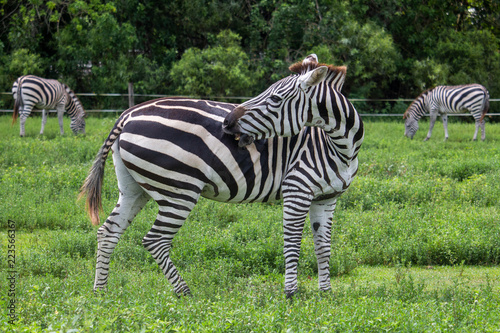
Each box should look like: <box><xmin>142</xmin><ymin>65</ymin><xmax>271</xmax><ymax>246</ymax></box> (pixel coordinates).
<box><xmin>170</xmin><ymin>30</ymin><xmax>261</xmax><ymax>99</ymax></box>
<box><xmin>56</xmin><ymin>9</ymin><xmax>136</xmax><ymax>92</ymax></box>
<box><xmin>435</xmin><ymin>29</ymin><xmax>500</xmax><ymax>94</ymax></box>
<box><xmin>0</xmin><ymin>0</ymin><xmax>498</xmax><ymax>112</ymax></box>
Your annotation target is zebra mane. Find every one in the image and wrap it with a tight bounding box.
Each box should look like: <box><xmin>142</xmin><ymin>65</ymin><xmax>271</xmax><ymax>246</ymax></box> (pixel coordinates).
<box><xmin>63</xmin><ymin>83</ymin><xmax>86</xmax><ymax>117</ymax></box>
<box><xmin>289</xmin><ymin>61</ymin><xmax>347</xmax><ymax>91</ymax></box>
<box><xmin>289</xmin><ymin>61</ymin><xmax>346</xmax><ymax>76</ymax></box>
<box><xmin>403</xmin><ymin>88</ymin><xmax>433</xmax><ymax>119</ymax></box>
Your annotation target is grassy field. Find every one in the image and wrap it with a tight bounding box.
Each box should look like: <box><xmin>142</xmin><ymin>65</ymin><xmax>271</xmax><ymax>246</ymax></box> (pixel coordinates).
<box><xmin>1</xmin><ymin>113</ymin><xmax>500</xmax><ymax>332</ymax></box>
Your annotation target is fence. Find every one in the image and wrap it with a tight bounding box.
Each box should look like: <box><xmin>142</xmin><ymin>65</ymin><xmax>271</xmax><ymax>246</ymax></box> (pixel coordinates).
<box><xmin>1</xmin><ymin>92</ymin><xmax>499</xmax><ymax>117</ymax></box>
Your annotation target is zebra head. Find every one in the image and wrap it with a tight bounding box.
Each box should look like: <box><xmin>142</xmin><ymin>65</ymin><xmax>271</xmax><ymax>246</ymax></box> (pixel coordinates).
<box><xmin>69</xmin><ymin>104</ymin><xmax>86</xmax><ymax>135</ymax></box>
<box><xmin>403</xmin><ymin>113</ymin><xmax>418</xmax><ymax>139</ymax></box>
<box><xmin>403</xmin><ymin>91</ymin><xmax>429</xmax><ymax>139</ymax></box>
<box><xmin>67</xmin><ymin>89</ymin><xmax>86</xmax><ymax>134</ymax></box>
<box><xmin>70</xmin><ymin>114</ymin><xmax>86</xmax><ymax>134</ymax></box>
<box><xmin>223</xmin><ymin>55</ymin><xmax>347</xmax><ymax>147</ymax></box>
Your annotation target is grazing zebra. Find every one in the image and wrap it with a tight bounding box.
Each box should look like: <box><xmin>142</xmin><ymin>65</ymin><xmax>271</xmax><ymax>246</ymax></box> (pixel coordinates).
<box><xmin>403</xmin><ymin>84</ymin><xmax>489</xmax><ymax>141</ymax></box>
<box><xmin>80</xmin><ymin>54</ymin><xmax>364</xmax><ymax>298</ymax></box>
<box><xmin>12</xmin><ymin>75</ymin><xmax>86</xmax><ymax>136</ymax></box>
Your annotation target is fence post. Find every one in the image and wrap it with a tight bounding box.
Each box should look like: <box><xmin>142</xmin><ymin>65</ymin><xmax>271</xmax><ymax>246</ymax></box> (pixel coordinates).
<box><xmin>128</xmin><ymin>82</ymin><xmax>134</xmax><ymax>108</ymax></box>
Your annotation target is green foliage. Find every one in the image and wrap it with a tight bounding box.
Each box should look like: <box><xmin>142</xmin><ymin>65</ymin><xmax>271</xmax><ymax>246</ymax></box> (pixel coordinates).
<box><xmin>1</xmin><ymin>0</ymin><xmax>500</xmax><ymax>109</ymax></box>
<box><xmin>170</xmin><ymin>30</ymin><xmax>261</xmax><ymax>99</ymax></box>
<box><xmin>56</xmin><ymin>9</ymin><xmax>138</xmax><ymax>94</ymax></box>
<box><xmin>435</xmin><ymin>29</ymin><xmax>500</xmax><ymax>94</ymax></box>
<box><xmin>411</xmin><ymin>58</ymin><xmax>451</xmax><ymax>91</ymax></box>
<box><xmin>306</xmin><ymin>16</ymin><xmax>399</xmax><ymax>97</ymax></box>
<box><xmin>7</xmin><ymin>49</ymin><xmax>46</xmax><ymax>78</ymax></box>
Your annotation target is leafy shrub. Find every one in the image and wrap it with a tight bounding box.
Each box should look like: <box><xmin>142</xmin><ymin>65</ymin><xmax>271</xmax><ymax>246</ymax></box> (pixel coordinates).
<box><xmin>170</xmin><ymin>30</ymin><xmax>261</xmax><ymax>99</ymax></box>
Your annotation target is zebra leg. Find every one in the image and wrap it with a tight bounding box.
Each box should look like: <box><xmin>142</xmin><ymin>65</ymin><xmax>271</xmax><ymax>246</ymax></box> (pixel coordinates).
<box><xmin>309</xmin><ymin>201</ymin><xmax>336</xmax><ymax>292</ymax></box>
<box><xmin>472</xmin><ymin>120</ymin><xmax>480</xmax><ymax>141</ymax></box>
<box><xmin>441</xmin><ymin>114</ymin><xmax>449</xmax><ymax>141</ymax></box>
<box><xmin>94</xmin><ymin>146</ymin><xmax>150</xmax><ymax>291</ymax></box>
<box><xmin>424</xmin><ymin>113</ymin><xmax>438</xmax><ymax>141</ymax></box>
<box><xmin>282</xmin><ymin>192</ymin><xmax>313</xmax><ymax>298</ymax></box>
<box><xmin>142</xmin><ymin>195</ymin><xmax>199</xmax><ymax>296</ymax></box>
<box><xmin>473</xmin><ymin>119</ymin><xmax>486</xmax><ymax>141</ymax></box>
<box><xmin>40</xmin><ymin>109</ymin><xmax>49</xmax><ymax>135</ymax></box>
<box><xmin>56</xmin><ymin>105</ymin><xmax>65</xmax><ymax>135</ymax></box>
<box><xmin>481</xmin><ymin>119</ymin><xmax>486</xmax><ymax>141</ymax></box>
<box><xmin>19</xmin><ymin>109</ymin><xmax>30</xmax><ymax>137</ymax></box>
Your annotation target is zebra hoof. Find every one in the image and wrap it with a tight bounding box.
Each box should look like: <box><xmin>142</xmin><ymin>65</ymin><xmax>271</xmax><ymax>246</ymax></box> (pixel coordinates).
<box><xmin>285</xmin><ymin>289</ymin><xmax>297</xmax><ymax>300</ymax></box>
<box><xmin>174</xmin><ymin>292</ymin><xmax>192</xmax><ymax>298</ymax></box>
<box><xmin>174</xmin><ymin>287</ymin><xmax>192</xmax><ymax>298</ymax></box>
<box><xmin>320</xmin><ymin>288</ymin><xmax>333</xmax><ymax>297</ymax></box>
<box><xmin>319</xmin><ymin>286</ymin><xmax>332</xmax><ymax>293</ymax></box>
<box><xmin>93</xmin><ymin>287</ymin><xmax>107</xmax><ymax>296</ymax></box>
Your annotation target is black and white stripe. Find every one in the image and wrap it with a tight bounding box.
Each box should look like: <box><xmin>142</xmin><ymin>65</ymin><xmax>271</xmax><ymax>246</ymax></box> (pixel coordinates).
<box><xmin>403</xmin><ymin>84</ymin><xmax>489</xmax><ymax>141</ymax></box>
<box><xmin>80</xmin><ymin>55</ymin><xmax>364</xmax><ymax>297</ymax></box>
<box><xmin>12</xmin><ymin>75</ymin><xmax>86</xmax><ymax>136</ymax></box>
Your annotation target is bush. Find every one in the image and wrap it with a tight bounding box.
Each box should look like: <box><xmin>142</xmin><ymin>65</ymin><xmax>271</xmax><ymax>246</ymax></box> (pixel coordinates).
<box><xmin>170</xmin><ymin>30</ymin><xmax>262</xmax><ymax>99</ymax></box>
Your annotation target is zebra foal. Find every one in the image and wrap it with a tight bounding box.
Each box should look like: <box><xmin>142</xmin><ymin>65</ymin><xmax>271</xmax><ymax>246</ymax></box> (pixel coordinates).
<box><xmin>80</xmin><ymin>55</ymin><xmax>364</xmax><ymax>297</ymax></box>
<box><xmin>404</xmin><ymin>84</ymin><xmax>489</xmax><ymax>141</ymax></box>
<box><xmin>12</xmin><ymin>75</ymin><xmax>86</xmax><ymax>136</ymax></box>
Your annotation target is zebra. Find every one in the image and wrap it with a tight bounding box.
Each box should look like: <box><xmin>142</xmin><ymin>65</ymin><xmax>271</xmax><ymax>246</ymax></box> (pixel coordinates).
<box><xmin>79</xmin><ymin>54</ymin><xmax>364</xmax><ymax>298</ymax></box>
<box><xmin>403</xmin><ymin>84</ymin><xmax>489</xmax><ymax>141</ymax></box>
<box><xmin>12</xmin><ymin>75</ymin><xmax>86</xmax><ymax>137</ymax></box>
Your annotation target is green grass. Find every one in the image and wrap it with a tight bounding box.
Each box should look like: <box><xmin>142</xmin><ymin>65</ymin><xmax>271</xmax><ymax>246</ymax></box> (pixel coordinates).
<box><xmin>1</xmin><ymin>114</ymin><xmax>500</xmax><ymax>331</ymax></box>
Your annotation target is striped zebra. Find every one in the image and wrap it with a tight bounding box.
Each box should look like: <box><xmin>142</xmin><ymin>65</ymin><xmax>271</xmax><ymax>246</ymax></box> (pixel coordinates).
<box><xmin>403</xmin><ymin>84</ymin><xmax>489</xmax><ymax>141</ymax></box>
<box><xmin>79</xmin><ymin>54</ymin><xmax>364</xmax><ymax>298</ymax></box>
<box><xmin>12</xmin><ymin>75</ymin><xmax>86</xmax><ymax>136</ymax></box>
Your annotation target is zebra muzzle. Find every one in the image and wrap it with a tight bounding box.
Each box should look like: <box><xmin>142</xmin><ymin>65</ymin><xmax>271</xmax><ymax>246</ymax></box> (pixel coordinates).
<box><xmin>237</xmin><ymin>133</ymin><xmax>254</xmax><ymax>147</ymax></box>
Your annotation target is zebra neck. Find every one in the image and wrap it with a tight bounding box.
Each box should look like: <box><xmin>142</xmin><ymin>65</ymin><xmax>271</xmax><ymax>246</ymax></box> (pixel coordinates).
<box><xmin>409</xmin><ymin>95</ymin><xmax>428</xmax><ymax>120</ymax></box>
<box><xmin>64</xmin><ymin>87</ymin><xmax>85</xmax><ymax>119</ymax></box>
<box><xmin>322</xmin><ymin>112</ymin><xmax>364</xmax><ymax>163</ymax></box>
<box><xmin>304</xmin><ymin>93</ymin><xmax>363</xmax><ymax>161</ymax></box>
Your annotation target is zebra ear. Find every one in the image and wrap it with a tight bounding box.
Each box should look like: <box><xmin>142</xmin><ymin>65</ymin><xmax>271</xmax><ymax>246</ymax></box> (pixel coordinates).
<box><xmin>302</xmin><ymin>54</ymin><xmax>318</xmax><ymax>65</ymax></box>
<box><xmin>298</xmin><ymin>66</ymin><xmax>328</xmax><ymax>90</ymax></box>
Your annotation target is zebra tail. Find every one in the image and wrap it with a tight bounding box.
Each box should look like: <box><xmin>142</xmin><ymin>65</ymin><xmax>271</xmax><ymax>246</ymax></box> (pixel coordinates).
<box><xmin>78</xmin><ymin>118</ymin><xmax>125</xmax><ymax>226</ymax></box>
<box><xmin>12</xmin><ymin>79</ymin><xmax>22</xmax><ymax>125</ymax></box>
<box><xmin>479</xmin><ymin>90</ymin><xmax>490</xmax><ymax>122</ymax></box>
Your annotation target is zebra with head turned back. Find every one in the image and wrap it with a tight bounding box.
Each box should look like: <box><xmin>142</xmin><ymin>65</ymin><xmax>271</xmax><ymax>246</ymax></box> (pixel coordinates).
<box><xmin>403</xmin><ymin>84</ymin><xmax>489</xmax><ymax>141</ymax></box>
<box><xmin>12</xmin><ymin>75</ymin><xmax>86</xmax><ymax>137</ymax></box>
<box><xmin>79</xmin><ymin>54</ymin><xmax>364</xmax><ymax>298</ymax></box>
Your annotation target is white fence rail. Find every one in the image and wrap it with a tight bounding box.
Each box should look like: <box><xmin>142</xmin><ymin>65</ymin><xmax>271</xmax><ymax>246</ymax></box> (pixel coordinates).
<box><xmin>1</xmin><ymin>92</ymin><xmax>499</xmax><ymax>116</ymax></box>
